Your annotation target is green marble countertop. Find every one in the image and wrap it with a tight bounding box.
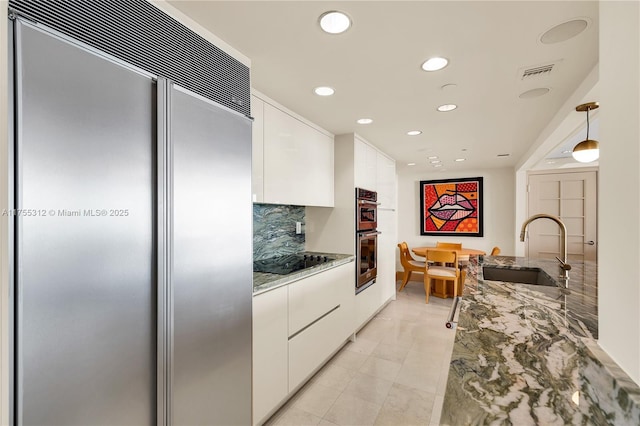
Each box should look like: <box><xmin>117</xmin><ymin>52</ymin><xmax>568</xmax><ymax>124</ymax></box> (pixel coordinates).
<box><xmin>441</xmin><ymin>256</ymin><xmax>640</xmax><ymax>425</ymax></box>
<box><xmin>253</xmin><ymin>252</ymin><xmax>355</xmax><ymax>296</ymax></box>
<box><xmin>479</xmin><ymin>256</ymin><xmax>598</xmax><ymax>338</ymax></box>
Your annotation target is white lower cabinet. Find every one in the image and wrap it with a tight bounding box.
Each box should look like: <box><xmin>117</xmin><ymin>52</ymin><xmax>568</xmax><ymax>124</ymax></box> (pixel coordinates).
<box><xmin>252</xmin><ymin>262</ymin><xmax>354</xmax><ymax>425</ymax></box>
<box><xmin>288</xmin><ymin>263</ymin><xmax>353</xmax><ymax>390</ymax></box>
<box><xmin>288</xmin><ymin>305</ymin><xmax>347</xmax><ymax>390</ymax></box>
<box><xmin>288</xmin><ymin>263</ymin><xmax>352</xmax><ymax>337</ymax></box>
<box><xmin>355</xmin><ymin>279</ymin><xmax>382</xmax><ymax>329</ymax></box>
<box><xmin>252</xmin><ymin>285</ymin><xmax>288</xmax><ymax>425</ymax></box>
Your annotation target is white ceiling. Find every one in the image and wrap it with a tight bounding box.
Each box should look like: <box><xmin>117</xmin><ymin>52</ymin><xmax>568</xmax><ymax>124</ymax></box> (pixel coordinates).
<box><xmin>168</xmin><ymin>1</ymin><xmax>599</xmax><ymax>172</ymax></box>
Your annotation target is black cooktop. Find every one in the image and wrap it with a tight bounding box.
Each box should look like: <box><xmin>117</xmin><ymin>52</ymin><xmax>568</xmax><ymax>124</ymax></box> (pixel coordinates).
<box><xmin>253</xmin><ymin>254</ymin><xmax>334</xmax><ymax>275</ymax></box>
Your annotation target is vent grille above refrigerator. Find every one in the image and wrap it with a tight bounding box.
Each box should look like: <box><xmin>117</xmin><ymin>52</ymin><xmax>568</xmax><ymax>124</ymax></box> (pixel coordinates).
<box><xmin>8</xmin><ymin>0</ymin><xmax>251</xmax><ymax>117</ymax></box>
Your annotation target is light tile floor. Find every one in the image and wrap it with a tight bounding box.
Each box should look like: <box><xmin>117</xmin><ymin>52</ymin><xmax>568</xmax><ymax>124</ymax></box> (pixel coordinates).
<box><xmin>265</xmin><ymin>281</ymin><xmax>456</xmax><ymax>426</ymax></box>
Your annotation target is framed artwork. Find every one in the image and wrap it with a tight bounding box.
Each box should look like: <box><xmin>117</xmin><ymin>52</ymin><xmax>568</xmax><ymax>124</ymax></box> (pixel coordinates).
<box><xmin>420</xmin><ymin>177</ymin><xmax>483</xmax><ymax>237</ymax></box>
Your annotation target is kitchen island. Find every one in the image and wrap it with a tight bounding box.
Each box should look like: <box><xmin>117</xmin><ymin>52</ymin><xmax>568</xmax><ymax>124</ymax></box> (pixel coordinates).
<box><xmin>441</xmin><ymin>256</ymin><xmax>640</xmax><ymax>425</ymax></box>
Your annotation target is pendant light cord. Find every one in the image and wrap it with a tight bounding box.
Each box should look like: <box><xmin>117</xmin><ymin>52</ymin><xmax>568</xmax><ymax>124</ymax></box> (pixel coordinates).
<box><xmin>586</xmin><ymin>106</ymin><xmax>591</xmax><ymax>139</ymax></box>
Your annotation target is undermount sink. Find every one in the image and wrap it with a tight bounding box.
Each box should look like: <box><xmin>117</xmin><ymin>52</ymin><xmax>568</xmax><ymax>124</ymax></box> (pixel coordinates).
<box><xmin>482</xmin><ymin>266</ymin><xmax>557</xmax><ymax>287</ymax></box>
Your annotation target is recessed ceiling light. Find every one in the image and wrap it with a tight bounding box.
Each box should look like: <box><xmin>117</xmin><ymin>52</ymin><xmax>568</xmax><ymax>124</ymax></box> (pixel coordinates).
<box><xmin>407</xmin><ymin>130</ymin><xmax>422</xmax><ymax>136</ymax></box>
<box><xmin>430</xmin><ymin>160</ymin><xmax>441</xmax><ymax>164</ymax></box>
<box><xmin>356</xmin><ymin>118</ymin><xmax>373</xmax><ymax>124</ymax></box>
<box><xmin>433</xmin><ymin>164</ymin><xmax>443</xmax><ymax>168</ymax></box>
<box><xmin>455</xmin><ymin>158</ymin><xmax>466</xmax><ymax>162</ymax></box>
<box><xmin>562</xmin><ymin>150</ymin><xmax>571</xmax><ymax>154</ymax></box>
<box><xmin>437</xmin><ymin>104</ymin><xmax>457</xmax><ymax>112</ymax></box>
<box><xmin>519</xmin><ymin>88</ymin><xmax>550</xmax><ymax>99</ymax></box>
<box><xmin>319</xmin><ymin>11</ymin><xmax>351</xmax><ymax>34</ymax></box>
<box><xmin>546</xmin><ymin>160</ymin><xmax>556</xmax><ymax>164</ymax></box>
<box><xmin>461</xmin><ymin>148</ymin><xmax>468</xmax><ymax>152</ymax></box>
<box><xmin>428</xmin><ymin>156</ymin><xmax>438</xmax><ymax>160</ymax></box>
<box><xmin>441</xmin><ymin>83</ymin><xmax>457</xmax><ymax>91</ymax></box>
<box><xmin>540</xmin><ymin>19</ymin><xmax>589</xmax><ymax>44</ymax></box>
<box><xmin>421</xmin><ymin>57</ymin><xmax>448</xmax><ymax>72</ymax></box>
<box><xmin>407</xmin><ymin>162</ymin><xmax>416</xmax><ymax>166</ymax></box>
<box><xmin>314</xmin><ymin>86</ymin><xmax>335</xmax><ymax>96</ymax></box>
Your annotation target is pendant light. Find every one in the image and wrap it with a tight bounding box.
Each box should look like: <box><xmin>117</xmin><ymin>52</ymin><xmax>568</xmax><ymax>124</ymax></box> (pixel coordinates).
<box><xmin>572</xmin><ymin>102</ymin><xmax>599</xmax><ymax>163</ymax></box>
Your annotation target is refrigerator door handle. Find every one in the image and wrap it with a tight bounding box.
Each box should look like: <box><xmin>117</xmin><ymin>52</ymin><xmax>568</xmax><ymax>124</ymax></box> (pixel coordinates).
<box><xmin>157</xmin><ymin>77</ymin><xmax>173</xmax><ymax>426</ymax></box>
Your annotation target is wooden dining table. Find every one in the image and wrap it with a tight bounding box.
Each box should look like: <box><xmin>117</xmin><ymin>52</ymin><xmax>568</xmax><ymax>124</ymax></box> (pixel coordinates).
<box><xmin>411</xmin><ymin>246</ymin><xmax>486</xmax><ymax>299</ymax></box>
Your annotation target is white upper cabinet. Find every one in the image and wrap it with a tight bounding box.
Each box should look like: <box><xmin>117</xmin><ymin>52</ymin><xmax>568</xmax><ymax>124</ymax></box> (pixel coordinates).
<box><xmin>376</xmin><ymin>152</ymin><xmax>396</xmax><ymax>210</ymax></box>
<box><xmin>257</xmin><ymin>96</ymin><xmax>334</xmax><ymax>207</ymax></box>
<box><xmin>353</xmin><ymin>136</ymin><xmax>395</xmax><ymax>209</ymax></box>
<box><xmin>354</xmin><ymin>137</ymin><xmax>377</xmax><ymax>191</ymax></box>
<box><xmin>251</xmin><ymin>95</ymin><xmax>264</xmax><ymax>203</ymax></box>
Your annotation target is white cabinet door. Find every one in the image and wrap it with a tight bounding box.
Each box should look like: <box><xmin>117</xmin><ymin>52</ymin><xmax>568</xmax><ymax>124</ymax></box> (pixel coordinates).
<box><xmin>263</xmin><ymin>103</ymin><xmax>334</xmax><ymax>207</ymax></box>
<box><xmin>354</xmin><ymin>137</ymin><xmax>377</xmax><ymax>191</ymax></box>
<box><xmin>252</xmin><ymin>286</ymin><xmax>288</xmax><ymax>425</ymax></box>
<box><xmin>377</xmin><ymin>209</ymin><xmax>397</xmax><ymax>304</ymax></box>
<box><xmin>377</xmin><ymin>153</ymin><xmax>396</xmax><ymax>210</ymax></box>
<box><xmin>304</xmin><ymin>128</ymin><xmax>334</xmax><ymax>207</ymax></box>
<box><xmin>355</xmin><ymin>280</ymin><xmax>382</xmax><ymax>330</ymax></box>
<box><xmin>251</xmin><ymin>95</ymin><xmax>264</xmax><ymax>203</ymax></box>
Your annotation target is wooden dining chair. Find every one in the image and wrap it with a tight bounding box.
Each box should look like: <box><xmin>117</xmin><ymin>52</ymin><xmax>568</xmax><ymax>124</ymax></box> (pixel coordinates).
<box><xmin>491</xmin><ymin>246</ymin><xmax>501</xmax><ymax>256</ymax></box>
<box><xmin>397</xmin><ymin>242</ymin><xmax>426</xmax><ymax>291</ymax></box>
<box><xmin>436</xmin><ymin>241</ymin><xmax>468</xmax><ymax>264</ymax></box>
<box><xmin>424</xmin><ymin>249</ymin><xmax>460</xmax><ymax>304</ymax></box>
<box><xmin>435</xmin><ymin>241</ymin><xmax>462</xmax><ymax>250</ymax></box>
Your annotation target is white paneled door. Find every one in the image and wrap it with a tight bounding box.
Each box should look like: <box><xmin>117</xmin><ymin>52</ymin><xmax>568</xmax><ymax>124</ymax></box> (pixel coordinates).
<box><xmin>527</xmin><ymin>170</ymin><xmax>597</xmax><ymax>261</ymax></box>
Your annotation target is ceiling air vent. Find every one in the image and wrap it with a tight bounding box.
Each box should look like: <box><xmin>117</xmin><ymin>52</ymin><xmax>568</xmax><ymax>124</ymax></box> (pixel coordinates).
<box><xmin>520</xmin><ymin>63</ymin><xmax>554</xmax><ymax>80</ymax></box>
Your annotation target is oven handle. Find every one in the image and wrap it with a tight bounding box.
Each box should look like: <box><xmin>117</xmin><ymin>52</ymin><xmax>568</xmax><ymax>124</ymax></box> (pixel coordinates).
<box><xmin>358</xmin><ymin>231</ymin><xmax>382</xmax><ymax>238</ymax></box>
<box><xmin>357</xmin><ymin>200</ymin><xmax>381</xmax><ymax>205</ymax></box>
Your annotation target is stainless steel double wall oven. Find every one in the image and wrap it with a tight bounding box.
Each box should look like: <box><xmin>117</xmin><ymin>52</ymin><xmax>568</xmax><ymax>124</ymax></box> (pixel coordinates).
<box><xmin>356</xmin><ymin>188</ymin><xmax>380</xmax><ymax>293</ymax></box>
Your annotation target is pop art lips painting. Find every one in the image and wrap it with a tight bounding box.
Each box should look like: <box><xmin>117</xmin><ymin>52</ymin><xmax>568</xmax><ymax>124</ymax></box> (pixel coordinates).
<box><xmin>428</xmin><ymin>193</ymin><xmax>475</xmax><ymax>221</ymax></box>
<box><xmin>420</xmin><ymin>177</ymin><xmax>483</xmax><ymax>236</ymax></box>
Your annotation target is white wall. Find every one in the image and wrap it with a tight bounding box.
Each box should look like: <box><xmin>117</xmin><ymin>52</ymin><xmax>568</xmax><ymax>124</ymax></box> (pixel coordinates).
<box><xmin>396</xmin><ymin>167</ymin><xmax>515</xmax><ymax>269</ymax></box>
<box><xmin>514</xmin><ymin>170</ymin><xmax>527</xmax><ymax>256</ymax></box>
<box><xmin>598</xmin><ymin>1</ymin><xmax>640</xmax><ymax>385</ymax></box>
<box><xmin>514</xmin><ymin>66</ymin><xmax>598</xmax><ymax>256</ymax></box>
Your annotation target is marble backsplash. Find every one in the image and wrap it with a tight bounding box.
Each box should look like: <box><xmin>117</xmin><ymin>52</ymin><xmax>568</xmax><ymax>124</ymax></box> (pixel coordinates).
<box><xmin>253</xmin><ymin>204</ymin><xmax>304</xmax><ymax>261</ymax></box>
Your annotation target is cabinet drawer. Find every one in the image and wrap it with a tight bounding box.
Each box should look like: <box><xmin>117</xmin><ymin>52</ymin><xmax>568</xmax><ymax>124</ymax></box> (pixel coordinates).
<box><xmin>288</xmin><ymin>263</ymin><xmax>351</xmax><ymax>336</ymax></box>
<box><xmin>288</xmin><ymin>304</ymin><xmax>347</xmax><ymax>391</ymax></box>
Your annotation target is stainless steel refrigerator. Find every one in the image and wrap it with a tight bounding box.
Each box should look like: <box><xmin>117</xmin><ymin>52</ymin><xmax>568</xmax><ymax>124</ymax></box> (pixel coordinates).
<box><xmin>12</xmin><ymin>19</ymin><xmax>252</xmax><ymax>425</ymax></box>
